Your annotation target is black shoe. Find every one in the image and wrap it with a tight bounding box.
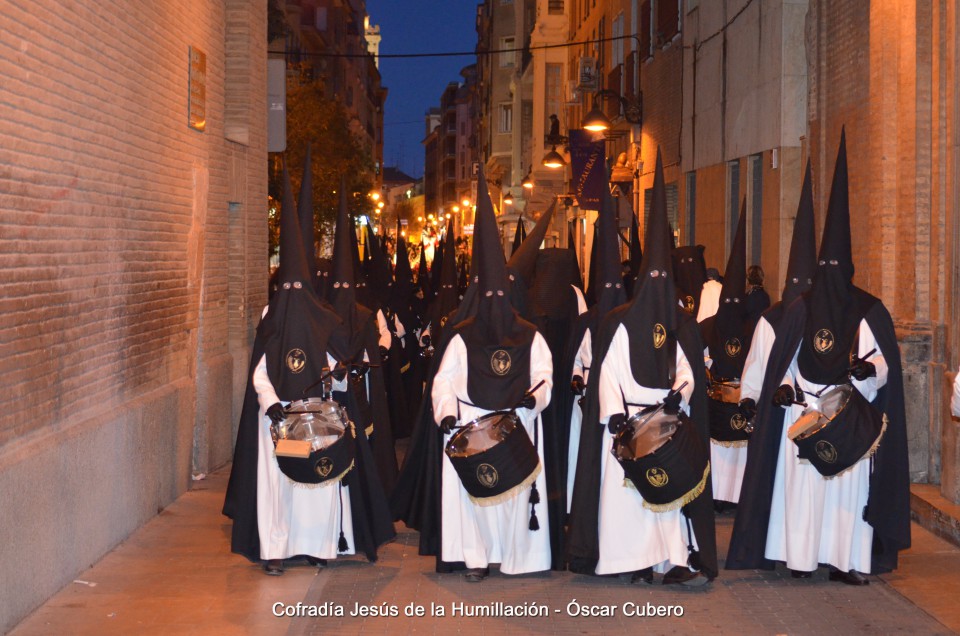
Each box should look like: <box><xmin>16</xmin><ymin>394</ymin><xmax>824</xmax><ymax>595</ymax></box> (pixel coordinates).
<box><xmin>662</xmin><ymin>566</ymin><xmax>710</xmax><ymax>587</ymax></box>
<box><xmin>306</xmin><ymin>557</ymin><xmax>328</xmax><ymax>568</ymax></box>
<box><xmin>464</xmin><ymin>567</ymin><xmax>489</xmax><ymax>583</ymax></box>
<box><xmin>790</xmin><ymin>569</ymin><xmax>813</xmax><ymax>579</ymax></box>
<box><xmin>264</xmin><ymin>559</ymin><xmax>284</xmax><ymax>576</ymax></box>
<box><xmin>630</xmin><ymin>568</ymin><xmax>654</xmax><ymax>585</ymax></box>
<box><xmin>829</xmin><ymin>569</ymin><xmax>869</xmax><ymax>586</ymax></box>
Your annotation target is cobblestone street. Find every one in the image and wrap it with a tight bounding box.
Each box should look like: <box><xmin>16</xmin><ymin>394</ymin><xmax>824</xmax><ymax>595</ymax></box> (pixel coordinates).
<box><xmin>11</xmin><ymin>467</ymin><xmax>960</xmax><ymax>635</ymax></box>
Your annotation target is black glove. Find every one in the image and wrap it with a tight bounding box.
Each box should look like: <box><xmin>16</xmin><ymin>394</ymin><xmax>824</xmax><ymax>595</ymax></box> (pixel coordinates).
<box><xmin>772</xmin><ymin>384</ymin><xmax>795</xmax><ymax>407</ymax></box>
<box><xmin>330</xmin><ymin>366</ymin><xmax>347</xmax><ymax>382</ymax></box>
<box><xmin>351</xmin><ymin>361</ymin><xmax>370</xmax><ymax>378</ymax></box>
<box><xmin>607</xmin><ymin>413</ymin><xmax>627</xmax><ymax>435</ymax></box>
<box><xmin>266</xmin><ymin>402</ymin><xmax>285</xmax><ymax>425</ymax></box>
<box><xmin>662</xmin><ymin>389</ymin><xmax>682</xmax><ymax>415</ymax></box>
<box><xmin>849</xmin><ymin>357</ymin><xmax>877</xmax><ymax>382</ymax></box>
<box><xmin>421</xmin><ymin>334</ymin><xmax>431</xmax><ymax>348</ymax></box>
<box><xmin>440</xmin><ymin>416</ymin><xmax>457</xmax><ymax>434</ymax></box>
<box><xmin>738</xmin><ymin>397</ymin><xmax>757</xmax><ymax>421</ymax></box>
<box><xmin>570</xmin><ymin>375</ymin><xmax>585</xmax><ymax>395</ymax></box>
<box><xmin>379</xmin><ymin>345</ymin><xmax>390</xmax><ymax>363</ymax></box>
<box><xmin>518</xmin><ymin>394</ymin><xmax>536</xmax><ymax>410</ymax></box>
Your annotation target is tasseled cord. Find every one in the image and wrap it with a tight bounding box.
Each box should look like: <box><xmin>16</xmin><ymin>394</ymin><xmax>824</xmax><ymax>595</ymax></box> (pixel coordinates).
<box><xmin>528</xmin><ymin>412</ymin><xmax>541</xmax><ymax>531</ymax></box>
<box><xmin>337</xmin><ymin>482</ymin><xmax>349</xmax><ymax>552</ymax></box>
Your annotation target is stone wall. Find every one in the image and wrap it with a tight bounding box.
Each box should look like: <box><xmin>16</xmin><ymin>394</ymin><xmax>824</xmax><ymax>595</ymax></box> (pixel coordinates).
<box><xmin>0</xmin><ymin>1</ymin><xmax>267</xmax><ymax>631</ymax></box>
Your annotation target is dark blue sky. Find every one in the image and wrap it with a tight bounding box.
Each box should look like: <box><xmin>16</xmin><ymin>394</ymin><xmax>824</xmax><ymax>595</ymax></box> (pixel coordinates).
<box><xmin>366</xmin><ymin>1</ymin><xmax>478</xmax><ymax>179</ymax></box>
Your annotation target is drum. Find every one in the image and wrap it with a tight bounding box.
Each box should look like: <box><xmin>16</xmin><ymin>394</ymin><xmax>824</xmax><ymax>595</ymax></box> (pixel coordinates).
<box><xmin>707</xmin><ymin>380</ymin><xmax>750</xmax><ymax>445</ymax></box>
<box><xmin>273</xmin><ymin>398</ymin><xmax>356</xmax><ymax>485</ymax></box>
<box><xmin>444</xmin><ymin>411</ymin><xmax>541</xmax><ymax>505</ymax></box>
<box><xmin>613</xmin><ymin>410</ymin><xmax>710</xmax><ymax>512</ymax></box>
<box><xmin>788</xmin><ymin>384</ymin><xmax>886</xmax><ymax>477</ymax></box>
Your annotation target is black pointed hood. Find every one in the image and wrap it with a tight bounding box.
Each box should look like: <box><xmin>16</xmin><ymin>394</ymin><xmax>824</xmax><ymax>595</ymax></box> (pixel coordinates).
<box><xmin>781</xmin><ymin>158</ymin><xmax>817</xmax><ymax>306</ymax></box>
<box><xmin>511</xmin><ymin>216</ymin><xmax>527</xmax><ymax>256</ymax></box>
<box><xmin>349</xmin><ymin>210</ymin><xmax>370</xmax><ymax>308</ymax></box>
<box><xmin>584</xmin><ymin>221</ymin><xmax>599</xmax><ymax>306</ymax></box>
<box><xmin>622</xmin><ymin>148</ymin><xmax>677</xmax><ymax>389</ymax></box>
<box><xmin>507</xmin><ymin>200</ymin><xmax>556</xmax><ymax>288</ymax></box>
<box><xmin>627</xmin><ymin>209</ymin><xmax>643</xmax><ymax>293</ymax></box>
<box><xmin>798</xmin><ymin>127</ymin><xmax>869</xmax><ymax>383</ymax></box>
<box><xmin>417</xmin><ymin>238</ymin><xmax>431</xmax><ymax>299</ymax></box>
<box><xmin>262</xmin><ymin>160</ymin><xmax>342</xmax><ymax>399</ymax></box>
<box><xmin>328</xmin><ymin>182</ymin><xmax>357</xmax><ymax>322</ymax></box>
<box><xmin>390</xmin><ymin>218</ymin><xmax>415</xmax><ymax>316</ymax></box>
<box><xmin>428</xmin><ymin>219</ymin><xmax>460</xmax><ymax>341</ymax></box>
<box><xmin>297</xmin><ymin>143</ymin><xmax>317</xmax><ymax>276</ymax></box>
<box><xmin>455</xmin><ymin>165</ymin><xmax>536</xmax><ymax>411</ymax></box>
<box><xmin>595</xmin><ymin>175</ymin><xmax>627</xmax><ymax>317</ymax></box>
<box><xmin>702</xmin><ymin>200</ymin><xmax>753</xmax><ymax>379</ymax></box>
<box><xmin>365</xmin><ymin>225</ymin><xmax>392</xmax><ymax>310</ymax></box>
<box><xmin>672</xmin><ymin>245</ymin><xmax>707</xmax><ymax>314</ymax></box>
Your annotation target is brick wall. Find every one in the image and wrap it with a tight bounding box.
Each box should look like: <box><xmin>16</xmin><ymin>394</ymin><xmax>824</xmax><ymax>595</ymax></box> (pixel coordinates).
<box><xmin>0</xmin><ymin>2</ymin><xmax>267</xmax><ymax>630</ymax></box>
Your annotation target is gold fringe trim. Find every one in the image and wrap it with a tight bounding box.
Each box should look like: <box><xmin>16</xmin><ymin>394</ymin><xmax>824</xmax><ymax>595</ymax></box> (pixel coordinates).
<box><xmin>623</xmin><ymin>462</ymin><xmax>712</xmax><ymax>513</ymax></box>
<box><xmin>711</xmin><ymin>438</ymin><xmax>749</xmax><ymax>449</ymax></box>
<box><xmin>819</xmin><ymin>413</ymin><xmax>889</xmax><ymax>480</ymax></box>
<box><xmin>365</xmin><ymin>424</ymin><xmax>374</xmax><ymax>437</ymax></box>
<box><xmin>468</xmin><ymin>462</ymin><xmax>542</xmax><ymax>507</ymax></box>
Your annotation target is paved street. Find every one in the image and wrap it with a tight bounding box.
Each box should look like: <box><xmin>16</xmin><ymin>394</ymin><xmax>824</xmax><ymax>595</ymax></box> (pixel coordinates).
<box><xmin>11</xmin><ymin>467</ymin><xmax>960</xmax><ymax>635</ymax></box>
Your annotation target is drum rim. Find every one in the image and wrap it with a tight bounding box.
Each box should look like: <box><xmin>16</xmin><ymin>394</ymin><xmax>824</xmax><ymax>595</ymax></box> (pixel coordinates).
<box><xmin>794</xmin><ymin>384</ymin><xmax>855</xmax><ymax>440</ymax></box>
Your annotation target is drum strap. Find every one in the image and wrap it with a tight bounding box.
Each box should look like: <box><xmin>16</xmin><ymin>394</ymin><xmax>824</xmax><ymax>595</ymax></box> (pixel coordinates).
<box><xmin>807</xmin><ymin>327</ymin><xmax>863</xmax><ymax>399</ymax></box>
<box><xmin>618</xmin><ymin>336</ymin><xmax>677</xmax><ymax>414</ymax></box>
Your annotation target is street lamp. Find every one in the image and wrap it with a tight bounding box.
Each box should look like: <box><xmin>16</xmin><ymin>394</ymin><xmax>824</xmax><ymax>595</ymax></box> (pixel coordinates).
<box><xmin>503</xmin><ymin>193</ymin><xmax>514</xmax><ymax>206</ymax></box>
<box><xmin>581</xmin><ymin>89</ymin><xmax>643</xmax><ymax>131</ymax></box>
<box><xmin>543</xmin><ymin>147</ymin><xmax>565</xmax><ymax>169</ymax></box>
<box><xmin>522</xmin><ymin>171</ymin><xmax>534</xmax><ymax>189</ymax></box>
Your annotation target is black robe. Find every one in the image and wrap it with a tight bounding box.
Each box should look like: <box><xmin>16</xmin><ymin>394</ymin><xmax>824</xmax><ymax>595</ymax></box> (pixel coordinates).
<box><xmin>566</xmin><ymin>305</ymin><xmax>718</xmax><ymax>578</ymax></box>
<box><xmin>222</xmin><ymin>314</ymin><xmax>396</xmax><ymax>563</ymax></box>
<box><xmin>726</xmin><ymin>294</ymin><xmax>910</xmax><ymax>573</ymax></box>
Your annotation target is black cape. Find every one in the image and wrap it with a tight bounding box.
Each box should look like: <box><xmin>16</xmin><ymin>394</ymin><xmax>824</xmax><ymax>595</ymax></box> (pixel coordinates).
<box><xmin>222</xmin><ymin>313</ymin><xmax>396</xmax><ymax>563</ymax></box>
<box><xmin>566</xmin><ymin>305</ymin><xmax>718</xmax><ymax>578</ymax></box>
<box><xmin>726</xmin><ymin>293</ymin><xmax>910</xmax><ymax>573</ymax></box>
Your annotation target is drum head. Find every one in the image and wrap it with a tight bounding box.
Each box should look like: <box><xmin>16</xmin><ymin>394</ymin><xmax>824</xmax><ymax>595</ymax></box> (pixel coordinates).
<box><xmin>447</xmin><ymin>411</ymin><xmax>520</xmax><ymax>458</ymax></box>
<box><xmin>283</xmin><ymin>400</ymin><xmax>349</xmax><ymax>451</ymax></box>
<box><xmin>707</xmin><ymin>381</ymin><xmax>741</xmax><ymax>404</ymax></box>
<box><xmin>817</xmin><ymin>384</ymin><xmax>853</xmax><ymax>420</ymax></box>
<box><xmin>615</xmin><ymin>410</ymin><xmax>680</xmax><ymax>459</ymax></box>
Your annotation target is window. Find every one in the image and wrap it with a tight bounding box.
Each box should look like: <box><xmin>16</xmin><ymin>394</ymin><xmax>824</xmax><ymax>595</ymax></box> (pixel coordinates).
<box><xmin>549</xmin><ymin>0</ymin><xmax>564</xmax><ymax>14</ymax></box>
<box><xmin>640</xmin><ymin>1</ymin><xmax>652</xmax><ymax>60</ymax></box>
<box><xmin>500</xmin><ymin>37</ymin><xmax>516</xmax><ymax>68</ymax></box>
<box><xmin>727</xmin><ymin>160</ymin><xmax>741</xmax><ymax>257</ymax></box>
<box><xmin>612</xmin><ymin>14</ymin><xmax>625</xmax><ymax>69</ymax></box>
<box><xmin>749</xmin><ymin>153</ymin><xmax>763</xmax><ymax>264</ymax></box>
<box><xmin>657</xmin><ymin>0</ymin><xmax>680</xmax><ymax>43</ymax></box>
<box><xmin>498</xmin><ymin>103</ymin><xmax>513</xmax><ymax>133</ymax></box>
<box><xmin>685</xmin><ymin>171</ymin><xmax>696</xmax><ymax>244</ymax></box>
<box><xmin>545</xmin><ymin>63</ymin><xmax>562</xmax><ymax>134</ymax></box>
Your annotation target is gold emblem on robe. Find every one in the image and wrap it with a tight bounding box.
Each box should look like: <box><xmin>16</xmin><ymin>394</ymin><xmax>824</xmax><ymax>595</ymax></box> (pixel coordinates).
<box><xmin>653</xmin><ymin>323</ymin><xmax>667</xmax><ymax>349</ymax></box>
<box><xmin>645</xmin><ymin>467</ymin><xmax>669</xmax><ymax>487</ymax></box>
<box><xmin>286</xmin><ymin>348</ymin><xmax>307</xmax><ymax>373</ymax></box>
<box><xmin>491</xmin><ymin>349</ymin><xmax>512</xmax><ymax>376</ymax></box>
<box><xmin>476</xmin><ymin>463</ymin><xmax>499</xmax><ymax>488</ymax></box>
<box><xmin>814</xmin><ymin>329</ymin><xmax>835</xmax><ymax>354</ymax></box>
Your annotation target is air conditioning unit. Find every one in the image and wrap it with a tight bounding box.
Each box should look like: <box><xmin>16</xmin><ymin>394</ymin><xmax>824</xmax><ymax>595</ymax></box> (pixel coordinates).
<box><xmin>565</xmin><ymin>80</ymin><xmax>580</xmax><ymax>104</ymax></box>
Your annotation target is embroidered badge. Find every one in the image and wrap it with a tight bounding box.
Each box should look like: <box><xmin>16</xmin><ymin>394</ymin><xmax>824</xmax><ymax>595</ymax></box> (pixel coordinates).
<box><xmin>725</xmin><ymin>338</ymin><xmax>742</xmax><ymax>358</ymax></box>
<box><xmin>814</xmin><ymin>329</ymin><xmax>835</xmax><ymax>354</ymax></box>
<box><xmin>286</xmin><ymin>348</ymin><xmax>307</xmax><ymax>373</ymax></box>
<box><xmin>477</xmin><ymin>463</ymin><xmax>499</xmax><ymax>488</ymax></box>
<box><xmin>315</xmin><ymin>457</ymin><xmax>334</xmax><ymax>478</ymax></box>
<box><xmin>653</xmin><ymin>323</ymin><xmax>667</xmax><ymax>349</ymax></box>
<box><xmin>731</xmin><ymin>413</ymin><xmax>747</xmax><ymax>431</ymax></box>
<box><xmin>646</xmin><ymin>467</ymin><xmax>669</xmax><ymax>488</ymax></box>
<box><xmin>815</xmin><ymin>440</ymin><xmax>838</xmax><ymax>464</ymax></box>
<box><xmin>684</xmin><ymin>295</ymin><xmax>696</xmax><ymax>312</ymax></box>
<box><xmin>491</xmin><ymin>349</ymin><xmax>512</xmax><ymax>376</ymax></box>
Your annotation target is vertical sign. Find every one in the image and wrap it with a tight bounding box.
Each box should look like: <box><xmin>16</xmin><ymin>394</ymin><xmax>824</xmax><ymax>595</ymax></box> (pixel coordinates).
<box><xmin>188</xmin><ymin>47</ymin><xmax>206</xmax><ymax>132</ymax></box>
<box><xmin>569</xmin><ymin>129</ymin><xmax>606</xmax><ymax>210</ymax></box>
<box><xmin>267</xmin><ymin>59</ymin><xmax>287</xmax><ymax>152</ymax></box>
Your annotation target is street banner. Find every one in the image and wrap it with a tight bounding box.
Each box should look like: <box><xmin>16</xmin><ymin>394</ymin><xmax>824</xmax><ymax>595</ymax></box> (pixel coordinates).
<box><xmin>569</xmin><ymin>129</ymin><xmax>605</xmax><ymax>210</ymax></box>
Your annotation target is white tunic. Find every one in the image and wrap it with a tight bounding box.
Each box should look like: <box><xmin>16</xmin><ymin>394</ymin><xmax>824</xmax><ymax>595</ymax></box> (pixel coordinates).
<box><xmin>707</xmin><ymin>316</ymin><xmax>775</xmax><ymax>503</ymax></box>
<box><xmin>594</xmin><ymin>325</ymin><xmax>698</xmax><ymax>575</ymax></box>
<box><xmin>764</xmin><ymin>319</ymin><xmax>888</xmax><ymax>573</ymax></box>
<box><xmin>253</xmin><ymin>352</ymin><xmax>356</xmax><ymax>561</ymax></box>
<box><xmin>432</xmin><ymin>332</ymin><xmax>554</xmax><ymax>574</ymax></box>
<box><xmin>696</xmin><ymin>280</ymin><xmax>723</xmax><ymax>323</ymax></box>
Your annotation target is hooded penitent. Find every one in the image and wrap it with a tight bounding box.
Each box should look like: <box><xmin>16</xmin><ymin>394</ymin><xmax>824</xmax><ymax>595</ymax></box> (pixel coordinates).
<box><xmin>625</xmin><ymin>211</ymin><xmax>643</xmax><ymax>296</ymax></box>
<box><xmin>454</xmin><ymin>166</ymin><xmax>537</xmax><ymax>411</ymax></box>
<box><xmin>365</xmin><ymin>225</ymin><xmax>393</xmax><ymax>313</ymax></box>
<box><xmin>298</xmin><ymin>143</ymin><xmax>318</xmax><ymax>278</ymax></box>
<box><xmin>700</xmin><ymin>201</ymin><xmax>753</xmax><ymax>380</ymax></box>
<box><xmin>390</xmin><ymin>218</ymin><xmax>417</xmax><ymax>328</ymax></box>
<box><xmin>584</xmin><ymin>223</ymin><xmax>599</xmax><ymax>306</ymax></box>
<box><xmin>328</xmin><ymin>186</ymin><xmax>361</xmax><ymax>343</ymax></box>
<box><xmin>417</xmin><ymin>239</ymin><xmax>432</xmax><ymax>302</ymax></box>
<box><xmin>428</xmin><ymin>220</ymin><xmax>460</xmax><ymax>344</ymax></box>
<box><xmin>797</xmin><ymin>130</ymin><xmax>861</xmax><ymax>384</ymax></box>
<box><xmin>261</xmin><ymin>161</ymin><xmax>344</xmax><ymax>400</ymax></box>
<box><xmin>672</xmin><ymin>245</ymin><xmax>707</xmax><ymax>315</ymax></box>
<box><xmin>621</xmin><ymin>150</ymin><xmax>679</xmax><ymax>389</ymax></box>
<box><xmin>508</xmin><ymin>200</ymin><xmax>556</xmax><ymax>290</ymax></box>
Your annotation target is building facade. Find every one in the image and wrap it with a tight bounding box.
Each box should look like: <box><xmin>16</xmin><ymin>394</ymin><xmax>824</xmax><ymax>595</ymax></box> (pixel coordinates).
<box><xmin>0</xmin><ymin>2</ymin><xmax>268</xmax><ymax>631</ymax></box>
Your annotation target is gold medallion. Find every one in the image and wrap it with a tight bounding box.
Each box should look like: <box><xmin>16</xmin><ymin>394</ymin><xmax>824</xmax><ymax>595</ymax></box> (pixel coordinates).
<box><xmin>685</xmin><ymin>295</ymin><xmax>696</xmax><ymax>312</ymax></box>
<box><xmin>490</xmin><ymin>349</ymin><xmax>512</xmax><ymax>376</ymax></box>
<box><xmin>731</xmin><ymin>413</ymin><xmax>747</xmax><ymax>431</ymax></box>
<box><xmin>477</xmin><ymin>463</ymin><xmax>499</xmax><ymax>488</ymax></box>
<box><xmin>725</xmin><ymin>338</ymin><xmax>742</xmax><ymax>358</ymax></box>
<box><xmin>815</xmin><ymin>440</ymin><xmax>838</xmax><ymax>464</ymax></box>
<box><xmin>814</xmin><ymin>329</ymin><xmax>835</xmax><ymax>354</ymax></box>
<box><xmin>286</xmin><ymin>348</ymin><xmax>306</xmax><ymax>373</ymax></box>
<box><xmin>315</xmin><ymin>457</ymin><xmax>334</xmax><ymax>478</ymax></box>
<box><xmin>653</xmin><ymin>323</ymin><xmax>667</xmax><ymax>349</ymax></box>
<box><xmin>645</xmin><ymin>467</ymin><xmax>669</xmax><ymax>488</ymax></box>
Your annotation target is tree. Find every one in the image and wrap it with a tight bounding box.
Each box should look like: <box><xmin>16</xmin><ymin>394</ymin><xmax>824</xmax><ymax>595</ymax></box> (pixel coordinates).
<box><xmin>268</xmin><ymin>72</ymin><xmax>376</xmax><ymax>261</ymax></box>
